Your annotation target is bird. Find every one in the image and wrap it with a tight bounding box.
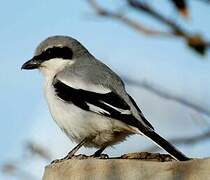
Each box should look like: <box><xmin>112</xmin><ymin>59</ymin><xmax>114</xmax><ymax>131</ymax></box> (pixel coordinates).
<box><xmin>22</xmin><ymin>35</ymin><xmax>190</xmax><ymax>161</ymax></box>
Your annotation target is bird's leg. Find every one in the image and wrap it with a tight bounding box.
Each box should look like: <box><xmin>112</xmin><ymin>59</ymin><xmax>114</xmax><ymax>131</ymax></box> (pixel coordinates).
<box><xmin>51</xmin><ymin>138</ymin><xmax>87</xmax><ymax>164</ymax></box>
<box><xmin>65</xmin><ymin>138</ymin><xmax>87</xmax><ymax>159</ymax></box>
<box><xmin>93</xmin><ymin>146</ymin><xmax>107</xmax><ymax>157</ymax></box>
<box><xmin>92</xmin><ymin>146</ymin><xmax>109</xmax><ymax>159</ymax></box>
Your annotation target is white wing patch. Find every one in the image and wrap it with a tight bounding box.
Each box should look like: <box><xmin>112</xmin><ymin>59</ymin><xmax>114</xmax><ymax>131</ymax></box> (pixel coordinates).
<box><xmin>58</xmin><ymin>77</ymin><xmax>111</xmax><ymax>94</ymax></box>
<box><xmin>87</xmin><ymin>103</ymin><xmax>110</xmax><ymax>115</ymax></box>
<box><xmin>100</xmin><ymin>101</ymin><xmax>131</xmax><ymax>115</ymax></box>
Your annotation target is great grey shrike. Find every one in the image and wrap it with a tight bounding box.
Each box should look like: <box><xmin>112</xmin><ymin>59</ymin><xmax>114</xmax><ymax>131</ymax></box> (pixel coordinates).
<box><xmin>22</xmin><ymin>35</ymin><xmax>190</xmax><ymax>161</ymax></box>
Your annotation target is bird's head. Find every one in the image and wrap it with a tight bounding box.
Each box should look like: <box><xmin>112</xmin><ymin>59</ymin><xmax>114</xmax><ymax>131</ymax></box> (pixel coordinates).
<box><xmin>21</xmin><ymin>35</ymin><xmax>90</xmax><ymax>74</ymax></box>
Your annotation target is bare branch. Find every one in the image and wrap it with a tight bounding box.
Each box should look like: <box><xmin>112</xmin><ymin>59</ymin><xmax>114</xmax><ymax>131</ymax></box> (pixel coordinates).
<box><xmin>25</xmin><ymin>141</ymin><xmax>52</xmax><ymax>161</ymax></box>
<box><xmin>87</xmin><ymin>0</ymin><xmax>174</xmax><ymax>37</ymax></box>
<box><xmin>1</xmin><ymin>162</ymin><xmax>37</xmax><ymax>180</ymax></box>
<box><xmin>1</xmin><ymin>162</ymin><xmax>17</xmax><ymax>175</ymax></box>
<box><xmin>196</xmin><ymin>0</ymin><xmax>210</xmax><ymax>4</ymax></box>
<box><xmin>127</xmin><ymin>0</ymin><xmax>187</xmax><ymax>36</ymax></box>
<box><xmin>126</xmin><ymin>0</ymin><xmax>210</xmax><ymax>54</ymax></box>
<box><xmin>170</xmin><ymin>0</ymin><xmax>189</xmax><ymax>17</ymax></box>
<box><xmin>144</xmin><ymin>129</ymin><xmax>210</xmax><ymax>152</ymax></box>
<box><xmin>124</xmin><ymin>77</ymin><xmax>210</xmax><ymax>117</ymax></box>
<box><xmin>88</xmin><ymin>0</ymin><xmax>210</xmax><ymax>55</ymax></box>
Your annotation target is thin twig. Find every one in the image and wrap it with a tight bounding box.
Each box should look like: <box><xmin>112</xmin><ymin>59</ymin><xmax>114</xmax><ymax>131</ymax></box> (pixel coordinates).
<box><xmin>126</xmin><ymin>0</ymin><xmax>210</xmax><ymax>49</ymax></box>
<box><xmin>88</xmin><ymin>0</ymin><xmax>210</xmax><ymax>54</ymax></box>
<box><xmin>88</xmin><ymin>0</ymin><xmax>174</xmax><ymax>37</ymax></box>
<box><xmin>1</xmin><ymin>162</ymin><xmax>37</xmax><ymax>180</ymax></box>
<box><xmin>196</xmin><ymin>0</ymin><xmax>210</xmax><ymax>4</ymax></box>
<box><xmin>124</xmin><ymin>77</ymin><xmax>210</xmax><ymax>118</ymax></box>
<box><xmin>127</xmin><ymin>0</ymin><xmax>187</xmax><ymax>36</ymax></box>
<box><xmin>25</xmin><ymin>141</ymin><xmax>52</xmax><ymax>161</ymax></box>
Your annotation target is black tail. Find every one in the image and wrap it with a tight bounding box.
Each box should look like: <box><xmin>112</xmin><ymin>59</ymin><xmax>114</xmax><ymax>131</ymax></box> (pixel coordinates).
<box><xmin>141</xmin><ymin>129</ymin><xmax>191</xmax><ymax>161</ymax></box>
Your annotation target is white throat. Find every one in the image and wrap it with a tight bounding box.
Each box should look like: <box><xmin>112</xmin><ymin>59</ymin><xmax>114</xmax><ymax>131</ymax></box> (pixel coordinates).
<box><xmin>39</xmin><ymin>58</ymin><xmax>73</xmax><ymax>78</ymax></box>
<box><xmin>40</xmin><ymin>58</ymin><xmax>74</xmax><ymax>104</ymax></box>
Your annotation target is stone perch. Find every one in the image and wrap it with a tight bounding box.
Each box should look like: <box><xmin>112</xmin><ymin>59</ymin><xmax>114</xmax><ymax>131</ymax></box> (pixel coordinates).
<box><xmin>42</xmin><ymin>152</ymin><xmax>210</xmax><ymax>180</ymax></box>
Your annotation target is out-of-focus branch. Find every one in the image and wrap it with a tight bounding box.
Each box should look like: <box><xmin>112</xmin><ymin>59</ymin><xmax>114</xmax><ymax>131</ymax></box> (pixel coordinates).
<box><xmin>1</xmin><ymin>162</ymin><xmax>37</xmax><ymax>180</ymax></box>
<box><xmin>126</xmin><ymin>0</ymin><xmax>210</xmax><ymax>54</ymax></box>
<box><xmin>124</xmin><ymin>77</ymin><xmax>210</xmax><ymax>117</ymax></box>
<box><xmin>127</xmin><ymin>0</ymin><xmax>187</xmax><ymax>36</ymax></box>
<box><xmin>1</xmin><ymin>141</ymin><xmax>51</xmax><ymax>179</ymax></box>
<box><xmin>170</xmin><ymin>0</ymin><xmax>188</xmax><ymax>17</ymax></box>
<box><xmin>25</xmin><ymin>141</ymin><xmax>52</xmax><ymax>161</ymax></box>
<box><xmin>144</xmin><ymin>129</ymin><xmax>210</xmax><ymax>152</ymax></box>
<box><xmin>88</xmin><ymin>0</ymin><xmax>210</xmax><ymax>55</ymax></box>
<box><xmin>88</xmin><ymin>0</ymin><xmax>174</xmax><ymax>37</ymax></box>
<box><xmin>197</xmin><ymin>0</ymin><xmax>210</xmax><ymax>4</ymax></box>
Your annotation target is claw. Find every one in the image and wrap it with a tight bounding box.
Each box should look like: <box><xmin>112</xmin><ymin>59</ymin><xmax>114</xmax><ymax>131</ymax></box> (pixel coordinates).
<box><xmin>91</xmin><ymin>153</ymin><xmax>109</xmax><ymax>159</ymax></box>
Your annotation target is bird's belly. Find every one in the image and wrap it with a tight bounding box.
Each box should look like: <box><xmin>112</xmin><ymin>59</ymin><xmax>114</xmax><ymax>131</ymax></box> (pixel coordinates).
<box><xmin>46</xmin><ymin>93</ymin><xmax>134</xmax><ymax>148</ymax></box>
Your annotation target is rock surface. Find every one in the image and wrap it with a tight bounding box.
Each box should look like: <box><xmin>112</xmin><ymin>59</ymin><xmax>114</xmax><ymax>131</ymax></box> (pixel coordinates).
<box><xmin>42</xmin><ymin>152</ymin><xmax>210</xmax><ymax>180</ymax></box>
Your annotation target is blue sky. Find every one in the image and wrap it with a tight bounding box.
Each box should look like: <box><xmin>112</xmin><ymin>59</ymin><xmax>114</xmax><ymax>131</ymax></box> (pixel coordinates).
<box><xmin>0</xmin><ymin>0</ymin><xmax>210</xmax><ymax>179</ymax></box>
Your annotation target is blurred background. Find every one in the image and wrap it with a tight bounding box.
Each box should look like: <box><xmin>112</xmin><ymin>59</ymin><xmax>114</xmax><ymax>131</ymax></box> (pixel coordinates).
<box><xmin>0</xmin><ymin>0</ymin><xmax>210</xmax><ymax>179</ymax></box>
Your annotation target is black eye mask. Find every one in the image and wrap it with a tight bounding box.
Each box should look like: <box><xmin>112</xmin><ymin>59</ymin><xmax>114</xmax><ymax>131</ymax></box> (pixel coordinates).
<box><xmin>34</xmin><ymin>47</ymin><xmax>73</xmax><ymax>61</ymax></box>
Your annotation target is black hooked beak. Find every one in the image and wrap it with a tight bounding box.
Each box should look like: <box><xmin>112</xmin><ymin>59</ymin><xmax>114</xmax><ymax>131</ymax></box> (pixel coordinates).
<box><xmin>21</xmin><ymin>57</ymin><xmax>41</xmax><ymax>70</ymax></box>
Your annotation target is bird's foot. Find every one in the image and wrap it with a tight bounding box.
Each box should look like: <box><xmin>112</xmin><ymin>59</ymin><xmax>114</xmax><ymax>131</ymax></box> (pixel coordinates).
<box><xmin>51</xmin><ymin>158</ymin><xmax>64</xmax><ymax>164</ymax></box>
<box><xmin>71</xmin><ymin>154</ymin><xmax>89</xmax><ymax>159</ymax></box>
<box><xmin>51</xmin><ymin>153</ymin><xmax>109</xmax><ymax>164</ymax></box>
<box><xmin>51</xmin><ymin>151</ymin><xmax>76</xmax><ymax>164</ymax></box>
<box><xmin>51</xmin><ymin>154</ymin><xmax>90</xmax><ymax>164</ymax></box>
<box><xmin>90</xmin><ymin>153</ymin><xmax>109</xmax><ymax>159</ymax></box>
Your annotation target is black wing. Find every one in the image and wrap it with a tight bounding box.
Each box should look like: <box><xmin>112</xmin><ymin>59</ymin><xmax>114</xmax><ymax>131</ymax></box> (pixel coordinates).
<box><xmin>53</xmin><ymin>79</ymin><xmax>154</xmax><ymax>130</ymax></box>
